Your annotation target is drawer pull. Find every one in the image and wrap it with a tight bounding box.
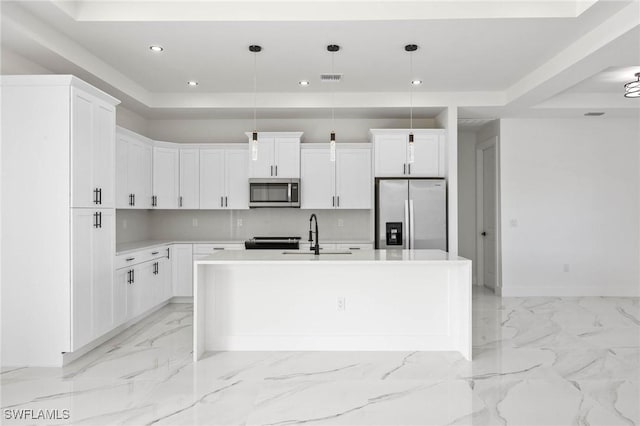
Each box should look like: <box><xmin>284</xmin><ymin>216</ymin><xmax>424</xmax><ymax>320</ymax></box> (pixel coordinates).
<box><xmin>151</xmin><ymin>251</ymin><xmax>159</xmax><ymax>255</ymax></box>
<box><xmin>125</xmin><ymin>257</ymin><xmax>135</xmax><ymax>262</ymax></box>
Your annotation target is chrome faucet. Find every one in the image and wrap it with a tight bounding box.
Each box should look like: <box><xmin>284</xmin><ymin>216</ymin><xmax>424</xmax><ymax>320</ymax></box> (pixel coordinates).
<box><xmin>308</xmin><ymin>214</ymin><xmax>320</xmax><ymax>255</ymax></box>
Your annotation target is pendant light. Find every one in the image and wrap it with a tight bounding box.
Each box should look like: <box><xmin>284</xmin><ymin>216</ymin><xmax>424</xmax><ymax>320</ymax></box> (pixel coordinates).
<box><xmin>328</xmin><ymin>44</ymin><xmax>340</xmax><ymax>162</ymax></box>
<box><xmin>624</xmin><ymin>72</ymin><xmax>640</xmax><ymax>98</ymax></box>
<box><xmin>249</xmin><ymin>45</ymin><xmax>262</xmax><ymax>161</ymax></box>
<box><xmin>405</xmin><ymin>44</ymin><xmax>418</xmax><ymax>163</ymax></box>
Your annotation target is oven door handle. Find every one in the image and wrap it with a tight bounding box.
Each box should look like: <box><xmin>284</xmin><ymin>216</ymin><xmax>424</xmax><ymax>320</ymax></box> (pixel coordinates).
<box><xmin>288</xmin><ymin>183</ymin><xmax>292</xmax><ymax>202</ymax></box>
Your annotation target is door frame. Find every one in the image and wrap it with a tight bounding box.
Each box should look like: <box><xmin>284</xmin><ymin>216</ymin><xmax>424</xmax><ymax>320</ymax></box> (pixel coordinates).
<box><xmin>476</xmin><ymin>136</ymin><xmax>502</xmax><ymax>293</ymax></box>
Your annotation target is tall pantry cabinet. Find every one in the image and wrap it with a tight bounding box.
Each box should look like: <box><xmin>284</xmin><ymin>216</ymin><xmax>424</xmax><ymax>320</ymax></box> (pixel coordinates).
<box><xmin>1</xmin><ymin>75</ymin><xmax>120</xmax><ymax>366</ymax></box>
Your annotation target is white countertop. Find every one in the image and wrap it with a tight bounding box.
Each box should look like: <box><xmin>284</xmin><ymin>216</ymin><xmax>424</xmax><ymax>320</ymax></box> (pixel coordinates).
<box><xmin>195</xmin><ymin>249</ymin><xmax>470</xmax><ymax>265</ymax></box>
<box><xmin>115</xmin><ymin>239</ymin><xmax>375</xmax><ymax>256</ymax></box>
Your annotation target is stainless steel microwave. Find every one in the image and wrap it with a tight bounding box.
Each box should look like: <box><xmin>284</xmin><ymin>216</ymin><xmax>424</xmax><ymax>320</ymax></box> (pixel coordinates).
<box><xmin>249</xmin><ymin>178</ymin><xmax>300</xmax><ymax>208</ymax></box>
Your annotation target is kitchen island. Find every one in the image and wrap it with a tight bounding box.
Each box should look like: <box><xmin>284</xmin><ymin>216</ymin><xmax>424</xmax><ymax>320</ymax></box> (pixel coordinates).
<box><xmin>194</xmin><ymin>249</ymin><xmax>472</xmax><ymax>360</ymax></box>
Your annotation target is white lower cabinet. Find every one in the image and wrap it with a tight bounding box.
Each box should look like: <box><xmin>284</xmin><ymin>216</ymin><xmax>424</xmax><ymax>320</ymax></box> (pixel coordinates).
<box><xmin>72</xmin><ymin>208</ymin><xmax>115</xmax><ymax>351</ymax></box>
<box><xmin>173</xmin><ymin>244</ymin><xmax>194</xmax><ymax>297</ymax></box>
<box><xmin>115</xmin><ymin>247</ymin><xmax>172</xmax><ymax>324</ymax></box>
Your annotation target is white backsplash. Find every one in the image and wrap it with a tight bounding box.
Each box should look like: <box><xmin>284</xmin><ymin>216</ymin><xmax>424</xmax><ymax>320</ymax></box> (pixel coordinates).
<box><xmin>116</xmin><ymin>209</ymin><xmax>372</xmax><ymax>244</ymax></box>
<box><xmin>150</xmin><ymin>209</ymin><xmax>372</xmax><ymax>241</ymax></box>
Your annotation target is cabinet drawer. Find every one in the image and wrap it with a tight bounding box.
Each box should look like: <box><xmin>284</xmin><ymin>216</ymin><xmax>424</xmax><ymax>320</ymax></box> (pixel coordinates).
<box><xmin>115</xmin><ymin>246</ymin><xmax>170</xmax><ymax>269</ymax></box>
<box><xmin>335</xmin><ymin>243</ymin><xmax>374</xmax><ymax>250</ymax></box>
<box><xmin>192</xmin><ymin>243</ymin><xmax>244</xmax><ymax>255</ymax></box>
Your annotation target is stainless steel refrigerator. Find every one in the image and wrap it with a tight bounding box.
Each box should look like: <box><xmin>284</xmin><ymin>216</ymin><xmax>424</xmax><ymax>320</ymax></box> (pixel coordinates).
<box><xmin>376</xmin><ymin>179</ymin><xmax>447</xmax><ymax>250</ymax></box>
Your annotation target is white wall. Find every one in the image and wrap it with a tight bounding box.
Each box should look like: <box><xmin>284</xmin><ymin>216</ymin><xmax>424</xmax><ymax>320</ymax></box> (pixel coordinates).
<box><xmin>147</xmin><ymin>117</ymin><xmax>436</xmax><ymax>144</ymax></box>
<box><xmin>500</xmin><ymin>118</ymin><xmax>640</xmax><ymax>296</ymax></box>
<box><xmin>457</xmin><ymin>130</ymin><xmax>477</xmax><ymax>284</ymax></box>
<box><xmin>436</xmin><ymin>107</ymin><xmax>458</xmax><ymax>255</ymax></box>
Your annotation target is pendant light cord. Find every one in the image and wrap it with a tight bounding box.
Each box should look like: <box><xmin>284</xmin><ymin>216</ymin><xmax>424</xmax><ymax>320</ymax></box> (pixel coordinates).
<box><xmin>331</xmin><ymin>51</ymin><xmax>335</xmax><ymax>129</ymax></box>
<box><xmin>253</xmin><ymin>51</ymin><xmax>257</xmax><ymax>131</ymax></box>
<box><xmin>409</xmin><ymin>51</ymin><xmax>413</xmax><ymax>131</ymax></box>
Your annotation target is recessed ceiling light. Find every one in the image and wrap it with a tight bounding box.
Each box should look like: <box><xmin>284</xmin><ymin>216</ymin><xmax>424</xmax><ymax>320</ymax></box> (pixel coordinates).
<box><xmin>187</xmin><ymin>81</ymin><xmax>198</xmax><ymax>86</ymax></box>
<box><xmin>149</xmin><ymin>45</ymin><xmax>164</xmax><ymax>52</ymax></box>
<box><xmin>299</xmin><ymin>80</ymin><xmax>310</xmax><ymax>86</ymax></box>
<box><xmin>412</xmin><ymin>80</ymin><xmax>422</xmax><ymax>85</ymax></box>
<box><xmin>584</xmin><ymin>112</ymin><xmax>605</xmax><ymax>116</ymax></box>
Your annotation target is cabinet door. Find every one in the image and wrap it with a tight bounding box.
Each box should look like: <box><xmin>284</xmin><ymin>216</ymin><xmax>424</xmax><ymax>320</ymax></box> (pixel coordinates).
<box><xmin>336</xmin><ymin>148</ymin><xmax>372</xmax><ymax>209</ymax></box>
<box><xmin>130</xmin><ymin>139</ymin><xmax>153</xmax><ymax>208</ymax></box>
<box><xmin>410</xmin><ymin>133</ymin><xmax>443</xmax><ymax>177</ymax></box>
<box><xmin>71</xmin><ymin>89</ymin><xmax>94</xmax><ymax>208</ymax></box>
<box><xmin>274</xmin><ymin>138</ymin><xmax>300</xmax><ymax>178</ymax></box>
<box><xmin>93</xmin><ymin>102</ymin><xmax>116</xmax><ymax>208</ymax></box>
<box><xmin>92</xmin><ymin>209</ymin><xmax>114</xmax><ymax>338</ymax></box>
<box><xmin>179</xmin><ymin>149</ymin><xmax>200</xmax><ymax>209</ymax></box>
<box><xmin>135</xmin><ymin>262</ymin><xmax>155</xmax><ymax>316</ymax></box>
<box><xmin>153</xmin><ymin>147</ymin><xmax>179</xmax><ymax>209</ymax></box>
<box><xmin>157</xmin><ymin>257</ymin><xmax>172</xmax><ymax>303</ymax></box>
<box><xmin>71</xmin><ymin>209</ymin><xmax>94</xmax><ymax>350</ymax></box>
<box><xmin>374</xmin><ymin>134</ymin><xmax>407</xmax><ymax>177</ymax></box>
<box><xmin>248</xmin><ymin>137</ymin><xmax>274</xmax><ymax>178</ymax></box>
<box><xmin>115</xmin><ymin>135</ymin><xmax>130</xmax><ymax>208</ymax></box>
<box><xmin>172</xmin><ymin>244</ymin><xmax>193</xmax><ymax>297</ymax></box>
<box><xmin>127</xmin><ymin>266</ymin><xmax>144</xmax><ymax>318</ymax></box>
<box><xmin>113</xmin><ymin>268</ymin><xmax>129</xmax><ymax>327</ymax></box>
<box><xmin>225</xmin><ymin>149</ymin><xmax>249</xmax><ymax>209</ymax></box>
<box><xmin>199</xmin><ymin>149</ymin><xmax>225</xmax><ymax>209</ymax></box>
<box><xmin>301</xmin><ymin>148</ymin><xmax>335</xmax><ymax>209</ymax></box>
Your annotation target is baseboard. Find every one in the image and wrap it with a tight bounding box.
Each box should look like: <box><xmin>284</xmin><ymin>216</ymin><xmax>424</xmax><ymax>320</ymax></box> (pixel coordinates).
<box><xmin>500</xmin><ymin>285</ymin><xmax>640</xmax><ymax>297</ymax></box>
<box><xmin>62</xmin><ymin>300</ymin><xmax>171</xmax><ymax>366</ymax></box>
<box><xmin>170</xmin><ymin>296</ymin><xmax>193</xmax><ymax>304</ymax></box>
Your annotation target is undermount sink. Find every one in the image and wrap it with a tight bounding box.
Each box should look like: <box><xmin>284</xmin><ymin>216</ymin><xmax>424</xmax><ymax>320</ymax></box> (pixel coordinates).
<box><xmin>282</xmin><ymin>250</ymin><xmax>352</xmax><ymax>255</ymax></box>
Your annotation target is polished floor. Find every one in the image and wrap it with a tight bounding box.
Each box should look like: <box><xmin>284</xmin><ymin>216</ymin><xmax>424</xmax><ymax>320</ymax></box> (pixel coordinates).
<box><xmin>1</xmin><ymin>288</ymin><xmax>639</xmax><ymax>425</ymax></box>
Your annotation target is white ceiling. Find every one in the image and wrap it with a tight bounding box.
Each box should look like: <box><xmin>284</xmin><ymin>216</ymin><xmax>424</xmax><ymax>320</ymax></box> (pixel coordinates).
<box><xmin>1</xmin><ymin>0</ymin><xmax>639</xmax><ymax>119</ymax></box>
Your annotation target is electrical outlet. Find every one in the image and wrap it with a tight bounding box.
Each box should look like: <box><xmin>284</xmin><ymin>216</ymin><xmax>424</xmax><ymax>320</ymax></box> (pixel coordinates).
<box><xmin>337</xmin><ymin>219</ymin><xmax>344</xmax><ymax>227</ymax></box>
<box><xmin>192</xmin><ymin>218</ymin><xmax>198</xmax><ymax>227</ymax></box>
<box><xmin>337</xmin><ymin>297</ymin><xmax>346</xmax><ymax>312</ymax></box>
<box><xmin>237</xmin><ymin>218</ymin><xmax>243</xmax><ymax>227</ymax></box>
<box><xmin>510</xmin><ymin>219</ymin><xmax>518</xmax><ymax>228</ymax></box>
<box><xmin>122</xmin><ymin>219</ymin><xmax>127</xmax><ymax>229</ymax></box>
<box><xmin>563</xmin><ymin>264</ymin><xmax>570</xmax><ymax>273</ymax></box>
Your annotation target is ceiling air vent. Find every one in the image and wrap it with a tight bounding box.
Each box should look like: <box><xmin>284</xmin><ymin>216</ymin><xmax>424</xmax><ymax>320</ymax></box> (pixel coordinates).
<box><xmin>321</xmin><ymin>73</ymin><xmax>343</xmax><ymax>82</ymax></box>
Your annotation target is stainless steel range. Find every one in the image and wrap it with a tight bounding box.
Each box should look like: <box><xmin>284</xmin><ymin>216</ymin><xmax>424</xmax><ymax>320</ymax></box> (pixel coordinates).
<box><xmin>244</xmin><ymin>237</ymin><xmax>301</xmax><ymax>250</ymax></box>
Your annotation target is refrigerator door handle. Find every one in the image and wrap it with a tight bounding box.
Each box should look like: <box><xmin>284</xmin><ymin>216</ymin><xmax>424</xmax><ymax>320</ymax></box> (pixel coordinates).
<box><xmin>409</xmin><ymin>199</ymin><xmax>415</xmax><ymax>249</ymax></box>
<box><xmin>404</xmin><ymin>199</ymin><xmax>409</xmax><ymax>249</ymax></box>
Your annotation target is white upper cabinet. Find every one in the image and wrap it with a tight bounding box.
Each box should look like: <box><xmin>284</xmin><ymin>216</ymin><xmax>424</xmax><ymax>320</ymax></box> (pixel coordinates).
<box><xmin>152</xmin><ymin>146</ymin><xmax>179</xmax><ymax>209</ymax></box>
<box><xmin>301</xmin><ymin>147</ymin><xmax>335</xmax><ymax>209</ymax></box>
<box><xmin>116</xmin><ymin>128</ymin><xmax>153</xmax><ymax>209</ymax></box>
<box><xmin>249</xmin><ymin>137</ymin><xmax>275</xmax><ymax>178</ymax></box>
<box><xmin>274</xmin><ymin>138</ymin><xmax>301</xmax><ymax>178</ymax></box>
<box><xmin>247</xmin><ymin>132</ymin><xmax>302</xmax><ymax>178</ymax></box>
<box><xmin>301</xmin><ymin>144</ymin><xmax>372</xmax><ymax>210</ymax></box>
<box><xmin>200</xmin><ymin>147</ymin><xmax>249</xmax><ymax>209</ymax></box>
<box><xmin>410</xmin><ymin>133</ymin><xmax>445</xmax><ymax>177</ymax></box>
<box><xmin>335</xmin><ymin>148</ymin><xmax>372</xmax><ymax>209</ymax></box>
<box><xmin>179</xmin><ymin>149</ymin><xmax>200</xmax><ymax>209</ymax></box>
<box><xmin>71</xmin><ymin>87</ymin><xmax>116</xmax><ymax>208</ymax></box>
<box><xmin>225</xmin><ymin>148</ymin><xmax>249</xmax><ymax>209</ymax></box>
<box><xmin>371</xmin><ymin>129</ymin><xmax>445</xmax><ymax>178</ymax></box>
<box><xmin>199</xmin><ymin>149</ymin><xmax>225</xmax><ymax>209</ymax></box>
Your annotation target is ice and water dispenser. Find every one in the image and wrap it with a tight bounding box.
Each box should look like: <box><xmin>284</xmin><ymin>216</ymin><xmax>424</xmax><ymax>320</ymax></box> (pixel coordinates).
<box><xmin>385</xmin><ymin>222</ymin><xmax>403</xmax><ymax>246</ymax></box>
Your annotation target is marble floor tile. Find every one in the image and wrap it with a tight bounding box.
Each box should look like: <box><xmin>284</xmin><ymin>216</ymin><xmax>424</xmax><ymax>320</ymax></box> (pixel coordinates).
<box><xmin>2</xmin><ymin>288</ymin><xmax>638</xmax><ymax>425</ymax></box>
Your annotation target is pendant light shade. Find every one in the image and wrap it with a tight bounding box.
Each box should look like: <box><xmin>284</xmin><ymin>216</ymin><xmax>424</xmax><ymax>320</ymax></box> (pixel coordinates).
<box><xmin>624</xmin><ymin>72</ymin><xmax>640</xmax><ymax>98</ymax></box>
<box><xmin>328</xmin><ymin>44</ymin><xmax>340</xmax><ymax>162</ymax></box>
<box><xmin>405</xmin><ymin>44</ymin><xmax>418</xmax><ymax>164</ymax></box>
<box><xmin>249</xmin><ymin>45</ymin><xmax>262</xmax><ymax>161</ymax></box>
